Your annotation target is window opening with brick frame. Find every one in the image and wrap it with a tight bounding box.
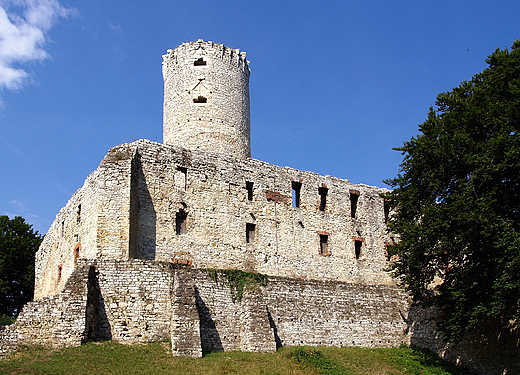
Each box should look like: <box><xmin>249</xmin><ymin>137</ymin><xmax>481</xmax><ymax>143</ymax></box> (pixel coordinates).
<box><xmin>246</xmin><ymin>223</ymin><xmax>256</xmax><ymax>243</ymax></box>
<box><xmin>319</xmin><ymin>234</ymin><xmax>329</xmax><ymax>255</ymax></box>
<box><xmin>74</xmin><ymin>244</ymin><xmax>80</xmax><ymax>266</ymax></box>
<box><xmin>319</xmin><ymin>187</ymin><xmax>328</xmax><ymax>211</ymax></box>
<box><xmin>355</xmin><ymin>240</ymin><xmax>362</xmax><ymax>259</ymax></box>
<box><xmin>246</xmin><ymin>181</ymin><xmax>254</xmax><ymax>201</ymax></box>
<box><xmin>176</xmin><ymin>210</ymin><xmax>187</xmax><ymax>235</ymax></box>
<box><xmin>350</xmin><ymin>190</ymin><xmax>360</xmax><ymax>218</ymax></box>
<box><xmin>292</xmin><ymin>181</ymin><xmax>302</xmax><ymax>208</ymax></box>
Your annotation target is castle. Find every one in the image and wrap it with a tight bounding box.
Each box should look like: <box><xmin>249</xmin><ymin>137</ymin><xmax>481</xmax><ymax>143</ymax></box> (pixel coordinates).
<box><xmin>1</xmin><ymin>41</ymin><xmax>517</xmax><ymax>374</ymax></box>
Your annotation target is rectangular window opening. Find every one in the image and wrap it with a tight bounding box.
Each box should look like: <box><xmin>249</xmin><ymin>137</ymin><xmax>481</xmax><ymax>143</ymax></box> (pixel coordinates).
<box><xmin>318</xmin><ymin>187</ymin><xmax>328</xmax><ymax>211</ymax></box>
<box><xmin>292</xmin><ymin>181</ymin><xmax>301</xmax><ymax>208</ymax></box>
<box><xmin>246</xmin><ymin>181</ymin><xmax>254</xmax><ymax>201</ymax></box>
<box><xmin>74</xmin><ymin>245</ymin><xmax>80</xmax><ymax>266</ymax></box>
<box><xmin>77</xmin><ymin>204</ymin><xmax>81</xmax><ymax>224</ymax></box>
<box><xmin>384</xmin><ymin>199</ymin><xmax>390</xmax><ymax>223</ymax></box>
<box><xmin>57</xmin><ymin>264</ymin><xmax>63</xmax><ymax>283</ymax></box>
<box><xmin>194</xmin><ymin>58</ymin><xmax>207</xmax><ymax>66</ymax></box>
<box><xmin>320</xmin><ymin>234</ymin><xmax>329</xmax><ymax>255</ymax></box>
<box><xmin>246</xmin><ymin>223</ymin><xmax>256</xmax><ymax>243</ymax></box>
<box><xmin>355</xmin><ymin>240</ymin><xmax>362</xmax><ymax>259</ymax></box>
<box><xmin>176</xmin><ymin>211</ymin><xmax>187</xmax><ymax>235</ymax></box>
<box><xmin>350</xmin><ymin>191</ymin><xmax>359</xmax><ymax>218</ymax></box>
<box><xmin>176</xmin><ymin>166</ymin><xmax>187</xmax><ymax>190</ymax></box>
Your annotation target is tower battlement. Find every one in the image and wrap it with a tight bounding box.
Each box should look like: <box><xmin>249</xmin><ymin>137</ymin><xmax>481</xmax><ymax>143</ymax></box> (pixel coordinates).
<box><xmin>162</xmin><ymin>39</ymin><xmax>250</xmax><ymax>74</ymax></box>
<box><xmin>163</xmin><ymin>40</ymin><xmax>251</xmax><ymax>158</ymax></box>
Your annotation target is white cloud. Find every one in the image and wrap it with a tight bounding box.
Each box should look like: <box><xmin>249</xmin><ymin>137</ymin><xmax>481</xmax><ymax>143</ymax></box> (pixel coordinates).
<box><xmin>0</xmin><ymin>0</ymin><xmax>77</xmax><ymax>90</ymax></box>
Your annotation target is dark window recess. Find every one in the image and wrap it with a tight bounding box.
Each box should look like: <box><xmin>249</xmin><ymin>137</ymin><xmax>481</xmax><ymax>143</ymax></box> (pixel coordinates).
<box><xmin>176</xmin><ymin>211</ymin><xmax>187</xmax><ymax>235</ymax></box>
<box><xmin>177</xmin><ymin>166</ymin><xmax>187</xmax><ymax>190</ymax></box>
<box><xmin>74</xmin><ymin>246</ymin><xmax>80</xmax><ymax>266</ymax></box>
<box><xmin>350</xmin><ymin>191</ymin><xmax>359</xmax><ymax>218</ymax></box>
<box><xmin>57</xmin><ymin>264</ymin><xmax>63</xmax><ymax>283</ymax></box>
<box><xmin>194</xmin><ymin>58</ymin><xmax>207</xmax><ymax>66</ymax></box>
<box><xmin>77</xmin><ymin>204</ymin><xmax>81</xmax><ymax>224</ymax></box>
<box><xmin>319</xmin><ymin>187</ymin><xmax>328</xmax><ymax>211</ymax></box>
<box><xmin>61</xmin><ymin>220</ymin><xmax>64</xmax><ymax>237</ymax></box>
<box><xmin>320</xmin><ymin>234</ymin><xmax>329</xmax><ymax>255</ymax></box>
<box><xmin>246</xmin><ymin>181</ymin><xmax>254</xmax><ymax>201</ymax></box>
<box><xmin>246</xmin><ymin>223</ymin><xmax>256</xmax><ymax>243</ymax></box>
<box><xmin>193</xmin><ymin>96</ymin><xmax>207</xmax><ymax>103</ymax></box>
<box><xmin>355</xmin><ymin>240</ymin><xmax>362</xmax><ymax>259</ymax></box>
<box><xmin>292</xmin><ymin>181</ymin><xmax>302</xmax><ymax>208</ymax></box>
<box><xmin>384</xmin><ymin>200</ymin><xmax>390</xmax><ymax>223</ymax></box>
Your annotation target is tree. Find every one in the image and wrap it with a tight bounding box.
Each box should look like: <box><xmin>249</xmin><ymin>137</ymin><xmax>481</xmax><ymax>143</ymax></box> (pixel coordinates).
<box><xmin>0</xmin><ymin>216</ymin><xmax>42</xmax><ymax>318</ymax></box>
<box><xmin>385</xmin><ymin>41</ymin><xmax>520</xmax><ymax>342</ymax></box>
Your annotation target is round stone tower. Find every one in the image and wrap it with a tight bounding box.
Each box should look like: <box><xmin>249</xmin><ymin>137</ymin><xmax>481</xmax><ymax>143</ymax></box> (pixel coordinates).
<box><xmin>162</xmin><ymin>40</ymin><xmax>251</xmax><ymax>158</ymax></box>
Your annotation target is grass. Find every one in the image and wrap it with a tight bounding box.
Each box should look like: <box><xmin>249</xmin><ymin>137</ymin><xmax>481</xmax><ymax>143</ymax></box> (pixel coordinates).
<box><xmin>0</xmin><ymin>341</ymin><xmax>473</xmax><ymax>375</ymax></box>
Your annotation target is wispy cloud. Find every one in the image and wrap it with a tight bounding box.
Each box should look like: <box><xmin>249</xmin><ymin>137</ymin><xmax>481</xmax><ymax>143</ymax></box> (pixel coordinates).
<box><xmin>0</xmin><ymin>0</ymin><xmax>77</xmax><ymax>91</ymax></box>
<box><xmin>3</xmin><ymin>199</ymin><xmax>49</xmax><ymax>233</ymax></box>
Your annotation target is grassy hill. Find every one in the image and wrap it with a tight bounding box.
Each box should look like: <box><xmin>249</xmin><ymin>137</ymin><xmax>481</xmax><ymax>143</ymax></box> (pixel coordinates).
<box><xmin>0</xmin><ymin>341</ymin><xmax>472</xmax><ymax>375</ymax></box>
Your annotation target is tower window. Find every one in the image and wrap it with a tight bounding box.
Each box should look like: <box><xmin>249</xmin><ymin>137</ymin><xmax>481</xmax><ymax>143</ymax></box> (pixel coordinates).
<box><xmin>194</xmin><ymin>58</ymin><xmax>207</xmax><ymax>66</ymax></box>
<box><xmin>193</xmin><ymin>96</ymin><xmax>207</xmax><ymax>103</ymax></box>
<box><xmin>319</xmin><ymin>235</ymin><xmax>329</xmax><ymax>255</ymax></box>
<box><xmin>350</xmin><ymin>190</ymin><xmax>360</xmax><ymax>218</ymax></box>
<box><xmin>176</xmin><ymin>211</ymin><xmax>187</xmax><ymax>235</ymax></box>
<box><xmin>246</xmin><ymin>181</ymin><xmax>254</xmax><ymax>201</ymax></box>
<box><xmin>77</xmin><ymin>204</ymin><xmax>81</xmax><ymax>224</ymax></box>
<box><xmin>246</xmin><ymin>223</ymin><xmax>256</xmax><ymax>243</ymax></box>
<box><xmin>292</xmin><ymin>181</ymin><xmax>301</xmax><ymax>208</ymax></box>
<box><xmin>318</xmin><ymin>187</ymin><xmax>328</xmax><ymax>211</ymax></box>
<box><xmin>355</xmin><ymin>240</ymin><xmax>362</xmax><ymax>259</ymax></box>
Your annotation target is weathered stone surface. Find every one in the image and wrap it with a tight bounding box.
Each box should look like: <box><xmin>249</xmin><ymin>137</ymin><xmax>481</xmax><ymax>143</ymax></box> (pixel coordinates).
<box><xmin>1</xmin><ymin>40</ymin><xmax>515</xmax><ymax>375</ymax></box>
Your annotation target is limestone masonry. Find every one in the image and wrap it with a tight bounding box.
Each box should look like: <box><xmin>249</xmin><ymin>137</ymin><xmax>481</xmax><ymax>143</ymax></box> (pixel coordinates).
<box><xmin>1</xmin><ymin>40</ymin><xmax>517</xmax><ymax>375</ymax></box>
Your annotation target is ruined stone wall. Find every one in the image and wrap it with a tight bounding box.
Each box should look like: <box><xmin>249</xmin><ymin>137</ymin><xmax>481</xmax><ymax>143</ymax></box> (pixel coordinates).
<box><xmin>36</xmin><ymin>138</ymin><xmax>393</xmax><ymax>299</ymax></box>
<box><xmin>1</xmin><ymin>263</ymin><xmax>95</xmax><ymax>356</ymax></box>
<box><xmin>93</xmin><ymin>259</ymin><xmax>174</xmax><ymax>343</ymax></box>
<box><xmin>133</xmin><ymin>139</ymin><xmax>394</xmax><ymax>285</ymax></box>
<box><xmin>163</xmin><ymin>40</ymin><xmax>251</xmax><ymax>158</ymax></box>
<box><xmin>408</xmin><ymin>306</ymin><xmax>520</xmax><ymax>375</ymax></box>
<box><xmin>174</xmin><ymin>269</ymin><xmax>410</xmax><ymax>356</ymax></box>
<box><xmin>35</xmin><ymin>145</ymin><xmax>136</xmax><ymax>299</ymax></box>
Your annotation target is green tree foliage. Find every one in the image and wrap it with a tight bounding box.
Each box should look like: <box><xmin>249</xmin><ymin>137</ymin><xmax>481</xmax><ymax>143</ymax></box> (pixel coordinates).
<box><xmin>385</xmin><ymin>41</ymin><xmax>520</xmax><ymax>341</ymax></box>
<box><xmin>0</xmin><ymin>216</ymin><xmax>42</xmax><ymax>318</ymax></box>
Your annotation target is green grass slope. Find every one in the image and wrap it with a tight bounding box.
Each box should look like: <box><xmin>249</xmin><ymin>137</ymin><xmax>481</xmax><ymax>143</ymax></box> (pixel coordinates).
<box><xmin>0</xmin><ymin>341</ymin><xmax>472</xmax><ymax>375</ymax></box>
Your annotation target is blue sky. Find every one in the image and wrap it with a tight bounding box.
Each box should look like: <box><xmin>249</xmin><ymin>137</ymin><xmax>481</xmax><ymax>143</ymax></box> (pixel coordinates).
<box><xmin>1</xmin><ymin>0</ymin><xmax>519</xmax><ymax>234</ymax></box>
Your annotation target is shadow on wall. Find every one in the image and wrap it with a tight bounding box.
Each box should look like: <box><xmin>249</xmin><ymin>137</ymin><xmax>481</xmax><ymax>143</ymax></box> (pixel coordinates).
<box><xmin>130</xmin><ymin>150</ymin><xmax>156</xmax><ymax>260</ymax></box>
<box><xmin>407</xmin><ymin>306</ymin><xmax>520</xmax><ymax>375</ymax></box>
<box><xmin>84</xmin><ymin>265</ymin><xmax>112</xmax><ymax>342</ymax></box>
<box><xmin>194</xmin><ymin>287</ymin><xmax>223</xmax><ymax>354</ymax></box>
<box><xmin>267</xmin><ymin>307</ymin><xmax>282</xmax><ymax>349</ymax></box>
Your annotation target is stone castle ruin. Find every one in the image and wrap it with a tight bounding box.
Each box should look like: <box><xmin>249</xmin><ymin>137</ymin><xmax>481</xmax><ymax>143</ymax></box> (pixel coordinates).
<box><xmin>1</xmin><ymin>40</ymin><xmax>517</xmax><ymax>374</ymax></box>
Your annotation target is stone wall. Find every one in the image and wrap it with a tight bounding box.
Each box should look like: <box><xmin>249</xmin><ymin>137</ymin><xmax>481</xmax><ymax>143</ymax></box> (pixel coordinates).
<box><xmin>408</xmin><ymin>306</ymin><xmax>520</xmax><ymax>375</ymax></box>
<box><xmin>163</xmin><ymin>40</ymin><xmax>251</xmax><ymax>158</ymax></box>
<box><xmin>35</xmin><ymin>145</ymin><xmax>136</xmax><ymax>299</ymax></box>
<box><xmin>1</xmin><ymin>262</ymin><xmax>96</xmax><ymax>356</ymax></box>
<box><xmin>4</xmin><ymin>259</ymin><xmax>518</xmax><ymax>374</ymax></box>
<box><xmin>133</xmin><ymin>139</ymin><xmax>394</xmax><ymax>286</ymax></box>
<box><xmin>36</xmin><ymin>139</ymin><xmax>394</xmax><ymax>300</ymax></box>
